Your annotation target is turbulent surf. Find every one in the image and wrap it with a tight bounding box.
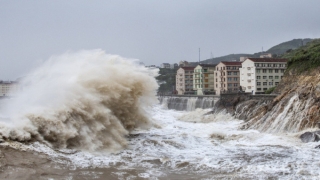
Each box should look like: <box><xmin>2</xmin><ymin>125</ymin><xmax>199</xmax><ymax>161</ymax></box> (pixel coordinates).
<box><xmin>0</xmin><ymin>50</ymin><xmax>158</xmax><ymax>151</ymax></box>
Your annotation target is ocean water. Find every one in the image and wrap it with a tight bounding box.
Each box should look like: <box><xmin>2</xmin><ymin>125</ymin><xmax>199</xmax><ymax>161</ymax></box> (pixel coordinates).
<box><xmin>3</xmin><ymin>105</ymin><xmax>320</xmax><ymax>179</ymax></box>
<box><xmin>0</xmin><ymin>50</ymin><xmax>319</xmax><ymax>179</ymax></box>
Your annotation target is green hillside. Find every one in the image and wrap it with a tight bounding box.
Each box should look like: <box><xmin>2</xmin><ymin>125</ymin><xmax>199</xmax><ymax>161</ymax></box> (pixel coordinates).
<box><xmin>281</xmin><ymin>39</ymin><xmax>320</xmax><ymax>74</ymax></box>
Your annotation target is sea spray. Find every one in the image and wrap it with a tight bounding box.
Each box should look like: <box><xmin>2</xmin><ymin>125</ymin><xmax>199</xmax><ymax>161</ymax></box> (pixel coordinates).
<box><xmin>0</xmin><ymin>50</ymin><xmax>159</xmax><ymax>151</ymax></box>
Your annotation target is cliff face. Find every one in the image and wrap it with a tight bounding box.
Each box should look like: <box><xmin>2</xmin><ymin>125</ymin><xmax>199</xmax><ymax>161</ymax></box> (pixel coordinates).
<box><xmin>240</xmin><ymin>69</ymin><xmax>320</xmax><ymax>133</ymax></box>
<box><xmin>217</xmin><ymin>39</ymin><xmax>320</xmax><ymax>133</ymax></box>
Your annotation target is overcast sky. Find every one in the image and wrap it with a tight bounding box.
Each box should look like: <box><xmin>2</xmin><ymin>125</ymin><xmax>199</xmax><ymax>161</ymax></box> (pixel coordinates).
<box><xmin>1</xmin><ymin>0</ymin><xmax>320</xmax><ymax>80</ymax></box>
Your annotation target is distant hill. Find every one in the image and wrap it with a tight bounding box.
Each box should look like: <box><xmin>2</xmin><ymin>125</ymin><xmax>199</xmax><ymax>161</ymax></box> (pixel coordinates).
<box><xmin>201</xmin><ymin>54</ymin><xmax>254</xmax><ymax>64</ymax></box>
<box><xmin>266</xmin><ymin>38</ymin><xmax>313</xmax><ymax>55</ymax></box>
<box><xmin>200</xmin><ymin>38</ymin><xmax>314</xmax><ymax>64</ymax></box>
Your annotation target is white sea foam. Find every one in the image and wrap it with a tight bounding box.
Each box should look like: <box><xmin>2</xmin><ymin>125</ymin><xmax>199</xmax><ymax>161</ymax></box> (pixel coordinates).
<box><xmin>3</xmin><ymin>104</ymin><xmax>320</xmax><ymax>179</ymax></box>
<box><xmin>0</xmin><ymin>50</ymin><xmax>158</xmax><ymax>151</ymax></box>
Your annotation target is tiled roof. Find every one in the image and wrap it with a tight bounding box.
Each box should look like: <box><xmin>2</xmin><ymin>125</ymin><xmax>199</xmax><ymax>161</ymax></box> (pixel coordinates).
<box><xmin>199</xmin><ymin>63</ymin><xmax>217</xmax><ymax>67</ymax></box>
<box><xmin>247</xmin><ymin>58</ymin><xmax>288</xmax><ymax>62</ymax></box>
<box><xmin>221</xmin><ymin>61</ymin><xmax>242</xmax><ymax>66</ymax></box>
<box><xmin>181</xmin><ymin>66</ymin><xmax>196</xmax><ymax>70</ymax></box>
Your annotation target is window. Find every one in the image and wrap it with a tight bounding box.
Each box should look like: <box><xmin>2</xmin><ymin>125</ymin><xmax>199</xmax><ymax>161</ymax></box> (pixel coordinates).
<box><xmin>267</xmin><ymin>64</ymin><xmax>272</xmax><ymax>67</ymax></box>
<box><xmin>275</xmin><ymin>69</ymin><xmax>279</xmax><ymax>73</ymax></box>
<box><xmin>273</xmin><ymin>64</ymin><xmax>277</xmax><ymax>67</ymax></box>
<box><xmin>263</xmin><ymin>69</ymin><xmax>267</xmax><ymax>73</ymax></box>
<box><xmin>275</xmin><ymin>82</ymin><xmax>279</xmax><ymax>85</ymax></box>
<box><xmin>279</xmin><ymin>64</ymin><xmax>283</xmax><ymax>67</ymax></box>
<box><xmin>228</xmin><ymin>72</ymin><xmax>232</xmax><ymax>75</ymax></box>
<box><xmin>247</xmin><ymin>67</ymin><xmax>251</xmax><ymax>70</ymax></box>
<box><xmin>269</xmin><ymin>82</ymin><xmax>273</xmax><ymax>86</ymax></box>
<box><xmin>234</xmin><ymin>77</ymin><xmax>238</xmax><ymax>81</ymax></box>
<box><xmin>269</xmin><ymin>76</ymin><xmax>273</xmax><ymax>79</ymax></box>
<box><xmin>275</xmin><ymin>76</ymin><xmax>279</xmax><ymax>79</ymax></box>
<box><xmin>257</xmin><ymin>76</ymin><xmax>261</xmax><ymax>79</ymax></box>
<box><xmin>256</xmin><ymin>69</ymin><xmax>261</xmax><ymax>73</ymax></box>
<box><xmin>228</xmin><ymin>83</ymin><xmax>232</xmax><ymax>87</ymax></box>
<box><xmin>227</xmin><ymin>77</ymin><xmax>232</xmax><ymax>81</ymax></box>
<box><xmin>233</xmin><ymin>72</ymin><xmax>237</xmax><ymax>75</ymax></box>
<box><xmin>263</xmin><ymin>82</ymin><xmax>267</xmax><ymax>85</ymax></box>
<box><xmin>257</xmin><ymin>82</ymin><xmax>261</xmax><ymax>86</ymax></box>
<box><xmin>262</xmin><ymin>64</ymin><xmax>266</xmax><ymax>67</ymax></box>
<box><xmin>234</xmin><ymin>84</ymin><xmax>238</xmax><ymax>87</ymax></box>
<box><xmin>281</xmin><ymin>76</ymin><xmax>283</xmax><ymax>79</ymax></box>
<box><xmin>269</xmin><ymin>69</ymin><xmax>273</xmax><ymax>73</ymax></box>
<box><xmin>263</xmin><ymin>88</ymin><xmax>268</xmax><ymax>90</ymax></box>
<box><xmin>263</xmin><ymin>76</ymin><xmax>267</xmax><ymax>79</ymax></box>
<box><xmin>256</xmin><ymin>63</ymin><xmax>260</xmax><ymax>67</ymax></box>
<box><xmin>281</xmin><ymin>69</ymin><xmax>284</xmax><ymax>73</ymax></box>
<box><xmin>257</xmin><ymin>88</ymin><xmax>261</xmax><ymax>91</ymax></box>
<box><xmin>227</xmin><ymin>66</ymin><xmax>231</xmax><ymax>70</ymax></box>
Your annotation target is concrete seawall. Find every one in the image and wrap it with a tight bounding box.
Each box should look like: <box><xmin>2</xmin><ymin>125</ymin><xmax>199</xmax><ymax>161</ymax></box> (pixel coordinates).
<box><xmin>159</xmin><ymin>93</ymin><xmax>278</xmax><ymax>111</ymax></box>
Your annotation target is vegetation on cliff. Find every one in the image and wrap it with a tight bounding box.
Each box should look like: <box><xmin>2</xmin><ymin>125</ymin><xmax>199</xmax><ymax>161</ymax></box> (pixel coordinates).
<box><xmin>282</xmin><ymin>39</ymin><xmax>320</xmax><ymax>74</ymax></box>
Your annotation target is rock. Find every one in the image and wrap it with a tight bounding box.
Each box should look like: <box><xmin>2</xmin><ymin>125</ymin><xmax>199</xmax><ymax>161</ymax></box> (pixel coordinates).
<box><xmin>300</xmin><ymin>132</ymin><xmax>317</xmax><ymax>143</ymax></box>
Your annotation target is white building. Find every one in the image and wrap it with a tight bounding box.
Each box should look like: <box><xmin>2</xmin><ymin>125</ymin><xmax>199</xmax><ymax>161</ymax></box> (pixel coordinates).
<box><xmin>0</xmin><ymin>81</ymin><xmax>19</xmax><ymax>97</ymax></box>
<box><xmin>176</xmin><ymin>66</ymin><xmax>195</xmax><ymax>95</ymax></box>
<box><xmin>239</xmin><ymin>58</ymin><xmax>287</xmax><ymax>94</ymax></box>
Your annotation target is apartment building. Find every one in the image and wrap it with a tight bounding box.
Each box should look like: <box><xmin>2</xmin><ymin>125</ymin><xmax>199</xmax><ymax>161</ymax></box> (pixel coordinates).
<box><xmin>0</xmin><ymin>81</ymin><xmax>19</xmax><ymax>97</ymax></box>
<box><xmin>239</xmin><ymin>58</ymin><xmax>287</xmax><ymax>94</ymax></box>
<box><xmin>160</xmin><ymin>63</ymin><xmax>170</xmax><ymax>68</ymax></box>
<box><xmin>193</xmin><ymin>64</ymin><xmax>216</xmax><ymax>95</ymax></box>
<box><xmin>176</xmin><ymin>66</ymin><xmax>195</xmax><ymax>95</ymax></box>
<box><xmin>214</xmin><ymin>61</ymin><xmax>242</xmax><ymax>95</ymax></box>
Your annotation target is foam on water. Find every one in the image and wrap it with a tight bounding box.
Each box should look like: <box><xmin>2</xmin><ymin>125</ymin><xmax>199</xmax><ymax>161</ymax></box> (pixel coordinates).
<box><xmin>3</xmin><ymin>105</ymin><xmax>320</xmax><ymax>179</ymax></box>
<box><xmin>0</xmin><ymin>50</ymin><xmax>158</xmax><ymax>151</ymax></box>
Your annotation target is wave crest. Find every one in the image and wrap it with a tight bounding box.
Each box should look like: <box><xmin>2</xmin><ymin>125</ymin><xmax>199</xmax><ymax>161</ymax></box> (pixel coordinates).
<box><xmin>0</xmin><ymin>50</ymin><xmax>158</xmax><ymax>151</ymax></box>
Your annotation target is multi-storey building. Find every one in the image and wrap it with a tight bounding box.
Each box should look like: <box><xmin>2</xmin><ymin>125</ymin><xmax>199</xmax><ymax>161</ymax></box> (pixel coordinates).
<box><xmin>176</xmin><ymin>66</ymin><xmax>195</xmax><ymax>95</ymax></box>
<box><xmin>193</xmin><ymin>64</ymin><xmax>216</xmax><ymax>95</ymax></box>
<box><xmin>239</xmin><ymin>58</ymin><xmax>287</xmax><ymax>94</ymax></box>
<box><xmin>160</xmin><ymin>63</ymin><xmax>171</xmax><ymax>68</ymax></box>
<box><xmin>0</xmin><ymin>81</ymin><xmax>19</xmax><ymax>97</ymax></box>
<box><xmin>214</xmin><ymin>61</ymin><xmax>242</xmax><ymax>95</ymax></box>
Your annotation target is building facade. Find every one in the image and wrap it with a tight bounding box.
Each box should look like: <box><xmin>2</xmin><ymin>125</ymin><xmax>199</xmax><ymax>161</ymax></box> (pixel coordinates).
<box><xmin>214</xmin><ymin>61</ymin><xmax>242</xmax><ymax>95</ymax></box>
<box><xmin>160</xmin><ymin>63</ymin><xmax>171</xmax><ymax>68</ymax></box>
<box><xmin>176</xmin><ymin>67</ymin><xmax>195</xmax><ymax>95</ymax></box>
<box><xmin>0</xmin><ymin>81</ymin><xmax>19</xmax><ymax>97</ymax></box>
<box><xmin>239</xmin><ymin>58</ymin><xmax>287</xmax><ymax>94</ymax></box>
<box><xmin>193</xmin><ymin>64</ymin><xmax>216</xmax><ymax>95</ymax></box>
